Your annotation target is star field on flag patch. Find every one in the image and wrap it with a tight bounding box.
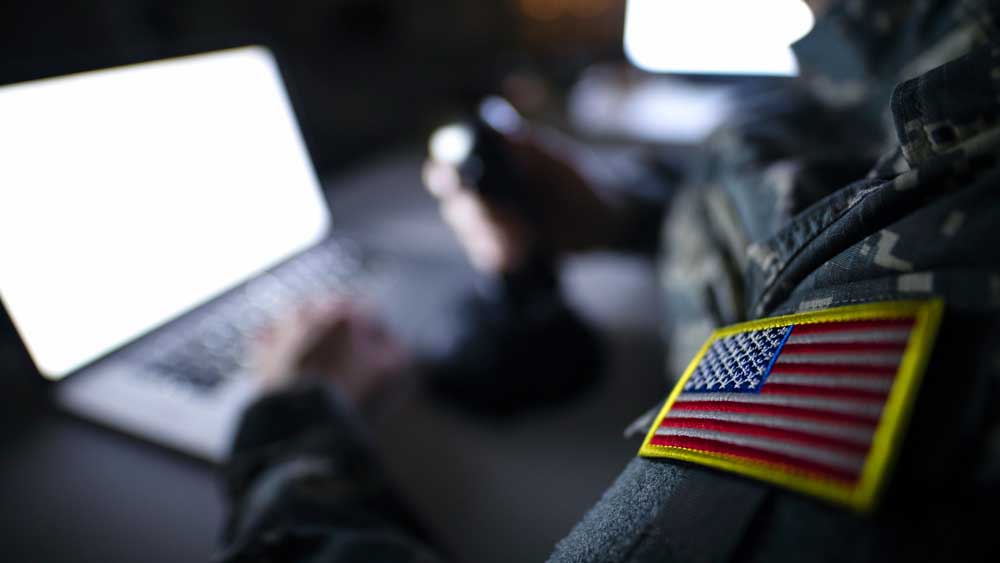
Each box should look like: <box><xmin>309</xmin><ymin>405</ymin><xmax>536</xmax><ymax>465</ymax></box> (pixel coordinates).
<box><xmin>639</xmin><ymin>300</ymin><xmax>944</xmax><ymax>511</ymax></box>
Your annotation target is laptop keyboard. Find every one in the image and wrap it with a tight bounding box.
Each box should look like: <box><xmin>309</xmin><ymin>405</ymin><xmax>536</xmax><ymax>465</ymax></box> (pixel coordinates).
<box><xmin>134</xmin><ymin>240</ymin><xmax>365</xmax><ymax>393</ymax></box>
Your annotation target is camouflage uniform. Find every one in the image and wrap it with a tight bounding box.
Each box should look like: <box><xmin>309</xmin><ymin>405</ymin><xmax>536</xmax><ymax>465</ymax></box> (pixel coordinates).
<box><xmin>219</xmin><ymin>1</ymin><xmax>1000</xmax><ymax>561</ymax></box>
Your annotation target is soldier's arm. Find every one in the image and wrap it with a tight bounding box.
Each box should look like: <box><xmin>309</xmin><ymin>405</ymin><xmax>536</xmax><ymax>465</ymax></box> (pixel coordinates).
<box><xmin>218</xmin><ymin>385</ymin><xmax>445</xmax><ymax>563</ymax></box>
<box><xmin>217</xmin><ymin>302</ymin><xmax>445</xmax><ymax>563</ymax></box>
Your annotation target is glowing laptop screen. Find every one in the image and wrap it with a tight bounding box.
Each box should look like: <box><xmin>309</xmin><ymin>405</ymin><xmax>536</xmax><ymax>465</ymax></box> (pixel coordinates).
<box><xmin>0</xmin><ymin>46</ymin><xmax>331</xmax><ymax>379</ymax></box>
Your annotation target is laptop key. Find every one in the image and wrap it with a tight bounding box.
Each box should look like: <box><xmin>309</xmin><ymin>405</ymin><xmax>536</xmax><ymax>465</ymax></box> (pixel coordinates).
<box><xmin>138</xmin><ymin>239</ymin><xmax>365</xmax><ymax>393</ymax></box>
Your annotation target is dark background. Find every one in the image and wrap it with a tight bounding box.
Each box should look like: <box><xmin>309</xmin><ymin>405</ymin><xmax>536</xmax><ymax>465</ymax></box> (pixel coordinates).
<box><xmin>0</xmin><ymin>0</ymin><xmax>627</xmax><ymax>176</ymax></box>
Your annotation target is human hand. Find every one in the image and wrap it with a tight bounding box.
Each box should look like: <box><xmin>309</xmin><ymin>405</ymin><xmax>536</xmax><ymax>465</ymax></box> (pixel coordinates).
<box><xmin>422</xmin><ymin>116</ymin><xmax>622</xmax><ymax>273</ymax></box>
<box><xmin>251</xmin><ymin>299</ymin><xmax>410</xmax><ymax>410</ymax></box>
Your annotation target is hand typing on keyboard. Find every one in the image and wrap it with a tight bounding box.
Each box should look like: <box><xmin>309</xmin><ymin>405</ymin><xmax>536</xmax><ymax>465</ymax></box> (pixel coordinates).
<box><xmin>250</xmin><ymin>298</ymin><xmax>411</xmax><ymax>410</ymax></box>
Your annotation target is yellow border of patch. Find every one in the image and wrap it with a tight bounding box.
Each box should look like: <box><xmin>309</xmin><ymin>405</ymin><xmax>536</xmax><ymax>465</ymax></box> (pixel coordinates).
<box><xmin>639</xmin><ymin>299</ymin><xmax>943</xmax><ymax>512</ymax></box>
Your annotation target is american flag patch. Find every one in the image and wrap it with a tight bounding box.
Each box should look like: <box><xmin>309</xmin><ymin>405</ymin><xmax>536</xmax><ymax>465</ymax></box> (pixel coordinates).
<box><xmin>639</xmin><ymin>300</ymin><xmax>943</xmax><ymax>511</ymax></box>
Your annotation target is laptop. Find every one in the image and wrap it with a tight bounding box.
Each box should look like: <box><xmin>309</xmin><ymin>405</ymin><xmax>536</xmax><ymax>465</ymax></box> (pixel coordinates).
<box><xmin>0</xmin><ymin>45</ymin><xmax>360</xmax><ymax>462</ymax></box>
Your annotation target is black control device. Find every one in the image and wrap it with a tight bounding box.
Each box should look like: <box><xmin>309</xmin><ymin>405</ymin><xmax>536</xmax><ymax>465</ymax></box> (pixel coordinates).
<box><xmin>429</xmin><ymin>97</ymin><xmax>557</xmax><ymax>302</ymax></box>
<box><xmin>425</xmin><ymin>98</ymin><xmax>603</xmax><ymax>415</ymax></box>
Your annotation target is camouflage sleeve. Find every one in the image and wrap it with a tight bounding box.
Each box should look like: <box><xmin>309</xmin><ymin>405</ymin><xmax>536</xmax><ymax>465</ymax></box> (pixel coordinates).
<box><xmin>217</xmin><ymin>384</ymin><xmax>444</xmax><ymax>563</ymax></box>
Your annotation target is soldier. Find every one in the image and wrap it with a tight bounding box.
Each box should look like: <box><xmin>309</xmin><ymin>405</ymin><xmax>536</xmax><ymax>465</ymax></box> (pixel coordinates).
<box><xmin>219</xmin><ymin>1</ymin><xmax>1000</xmax><ymax>561</ymax></box>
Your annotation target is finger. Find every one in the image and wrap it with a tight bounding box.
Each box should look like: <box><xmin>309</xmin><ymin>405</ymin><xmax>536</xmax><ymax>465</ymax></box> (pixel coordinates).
<box><xmin>439</xmin><ymin>190</ymin><xmax>494</xmax><ymax>235</ymax></box>
<box><xmin>290</xmin><ymin>298</ymin><xmax>346</xmax><ymax>332</ymax></box>
<box><xmin>312</xmin><ymin>296</ymin><xmax>351</xmax><ymax>320</ymax></box>
<box><xmin>356</xmin><ymin>317</ymin><xmax>402</xmax><ymax>358</ymax></box>
<box><xmin>254</xmin><ymin>322</ymin><xmax>276</xmax><ymax>342</ymax></box>
<box><xmin>311</xmin><ymin>312</ymin><xmax>352</xmax><ymax>346</ymax></box>
<box><xmin>447</xmin><ymin>218</ymin><xmax>506</xmax><ymax>272</ymax></box>
<box><xmin>295</xmin><ymin>304</ymin><xmax>314</xmax><ymax>323</ymax></box>
<box><xmin>422</xmin><ymin>159</ymin><xmax>468</xmax><ymax>200</ymax></box>
<box><xmin>259</xmin><ymin>312</ymin><xmax>304</xmax><ymax>346</ymax></box>
<box><xmin>441</xmin><ymin>194</ymin><xmax>531</xmax><ymax>272</ymax></box>
<box><xmin>294</xmin><ymin>312</ymin><xmax>353</xmax><ymax>374</ymax></box>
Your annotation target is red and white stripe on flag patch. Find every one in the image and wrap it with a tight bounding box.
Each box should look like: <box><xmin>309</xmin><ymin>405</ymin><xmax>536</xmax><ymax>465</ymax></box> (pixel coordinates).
<box><xmin>639</xmin><ymin>300</ymin><xmax>944</xmax><ymax>511</ymax></box>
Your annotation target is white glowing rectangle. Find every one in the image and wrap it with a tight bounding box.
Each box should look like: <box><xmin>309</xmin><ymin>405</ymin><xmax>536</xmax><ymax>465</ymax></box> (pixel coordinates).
<box><xmin>624</xmin><ymin>0</ymin><xmax>815</xmax><ymax>76</ymax></box>
<box><xmin>0</xmin><ymin>46</ymin><xmax>332</xmax><ymax>379</ymax></box>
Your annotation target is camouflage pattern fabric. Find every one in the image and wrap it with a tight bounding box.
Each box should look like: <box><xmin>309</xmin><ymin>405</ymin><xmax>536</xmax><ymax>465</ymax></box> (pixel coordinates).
<box><xmin>220</xmin><ymin>1</ymin><xmax>1000</xmax><ymax>561</ymax></box>
<box><xmin>218</xmin><ymin>386</ymin><xmax>443</xmax><ymax>563</ymax></box>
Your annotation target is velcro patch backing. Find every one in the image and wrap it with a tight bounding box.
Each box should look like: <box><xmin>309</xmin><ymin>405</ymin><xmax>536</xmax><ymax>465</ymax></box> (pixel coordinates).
<box><xmin>639</xmin><ymin>300</ymin><xmax>943</xmax><ymax>511</ymax></box>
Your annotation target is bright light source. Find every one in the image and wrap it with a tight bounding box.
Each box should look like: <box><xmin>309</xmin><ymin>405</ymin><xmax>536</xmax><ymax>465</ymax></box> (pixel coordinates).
<box><xmin>0</xmin><ymin>47</ymin><xmax>331</xmax><ymax>379</ymax></box>
<box><xmin>624</xmin><ymin>0</ymin><xmax>815</xmax><ymax>76</ymax></box>
<box><xmin>429</xmin><ymin>124</ymin><xmax>475</xmax><ymax>165</ymax></box>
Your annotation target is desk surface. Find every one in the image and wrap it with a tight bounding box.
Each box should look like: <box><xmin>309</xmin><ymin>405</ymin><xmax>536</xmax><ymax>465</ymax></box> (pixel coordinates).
<box><xmin>0</xmin><ymin>404</ymin><xmax>222</xmax><ymax>563</ymax></box>
<box><xmin>0</xmin><ymin>149</ymin><xmax>667</xmax><ymax>563</ymax></box>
